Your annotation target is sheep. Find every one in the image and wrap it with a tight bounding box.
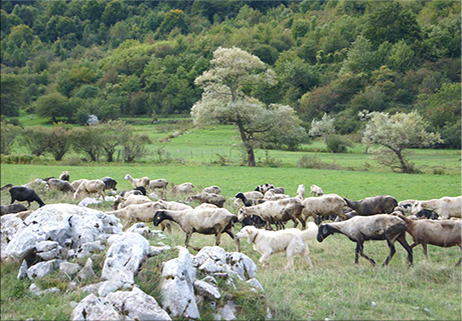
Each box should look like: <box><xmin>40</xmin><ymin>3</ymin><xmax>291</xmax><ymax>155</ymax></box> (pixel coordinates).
<box><xmin>243</xmin><ymin>191</ymin><xmax>264</xmax><ymax>200</ymax></box>
<box><xmin>47</xmin><ymin>178</ymin><xmax>74</xmax><ymax>193</ymax></box>
<box><xmin>255</xmin><ymin>184</ymin><xmax>274</xmax><ymax>194</ymax></box>
<box><xmin>153</xmin><ymin>208</ymin><xmax>240</xmax><ymax>252</ymax></box>
<box><xmin>1</xmin><ymin>204</ymin><xmax>28</xmax><ymax>215</ymax></box>
<box><xmin>71</xmin><ymin>179</ymin><xmax>85</xmax><ymax>191</ymax></box>
<box><xmin>268</xmin><ymin>187</ymin><xmax>285</xmax><ymax>194</ymax></box>
<box><xmin>157</xmin><ymin>200</ymin><xmax>193</xmax><ymax>211</ymax></box>
<box><xmin>195</xmin><ymin>203</ymin><xmax>219</xmax><ymax>209</ymax></box>
<box><xmin>172</xmin><ymin>182</ymin><xmax>195</xmax><ymax>194</ymax></box>
<box><xmin>317</xmin><ymin>214</ymin><xmax>413</xmax><ymax>266</ymax></box>
<box><xmin>398</xmin><ymin>199</ymin><xmax>420</xmax><ymax>214</ymax></box>
<box><xmin>343</xmin><ymin>195</ymin><xmax>398</xmax><ymax>216</ymax></box>
<box><xmin>264</xmin><ymin>189</ymin><xmax>290</xmax><ymax>200</ymax></box>
<box><xmin>15</xmin><ymin>210</ymin><xmax>34</xmax><ymax>221</ymax></box>
<box><xmin>202</xmin><ymin>186</ymin><xmax>221</xmax><ymax>194</ymax></box>
<box><xmin>9</xmin><ymin>186</ymin><xmax>45</xmax><ymax>208</ymax></box>
<box><xmin>73</xmin><ymin>179</ymin><xmax>106</xmax><ymax>201</ymax></box>
<box><xmin>235</xmin><ymin>192</ymin><xmax>266</xmax><ymax>207</ymax></box>
<box><xmin>238</xmin><ymin>198</ymin><xmax>306</xmax><ymax>231</ymax></box>
<box><xmin>119</xmin><ymin>190</ymin><xmax>143</xmax><ymax>198</ymax></box>
<box><xmin>112</xmin><ymin>194</ymin><xmax>152</xmax><ymax>210</ymax></box>
<box><xmin>59</xmin><ymin>171</ymin><xmax>70</xmax><ymax>181</ymax></box>
<box><xmin>415</xmin><ymin>209</ymin><xmax>439</xmax><ymax>220</ymax></box>
<box><xmin>100</xmin><ymin>177</ymin><xmax>118</xmax><ymax>191</ymax></box>
<box><xmin>412</xmin><ymin>196</ymin><xmax>462</xmax><ymax>219</ymax></box>
<box><xmin>297</xmin><ymin>184</ymin><xmax>305</xmax><ymax>200</ymax></box>
<box><xmin>124</xmin><ymin>174</ymin><xmax>150</xmax><ymax>189</ymax></box>
<box><xmin>302</xmin><ymin>194</ymin><xmax>347</xmax><ymax>224</ymax></box>
<box><xmin>186</xmin><ymin>192</ymin><xmax>226</xmax><ymax>208</ymax></box>
<box><xmin>1</xmin><ymin>183</ymin><xmax>13</xmax><ymax>191</ymax></box>
<box><xmin>310</xmin><ymin>185</ymin><xmax>323</xmax><ymax>197</ymax></box>
<box><xmin>149</xmin><ymin>179</ymin><xmax>169</xmax><ymax>191</ymax></box>
<box><xmin>394</xmin><ymin>213</ymin><xmax>461</xmax><ymax>266</ymax></box>
<box><xmin>106</xmin><ymin>201</ymin><xmax>170</xmax><ymax>231</ymax></box>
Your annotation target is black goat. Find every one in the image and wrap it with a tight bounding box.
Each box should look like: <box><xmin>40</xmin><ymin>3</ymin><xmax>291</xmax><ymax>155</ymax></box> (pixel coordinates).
<box><xmin>1</xmin><ymin>184</ymin><xmax>13</xmax><ymax>191</ymax></box>
<box><xmin>9</xmin><ymin>186</ymin><xmax>45</xmax><ymax>208</ymax></box>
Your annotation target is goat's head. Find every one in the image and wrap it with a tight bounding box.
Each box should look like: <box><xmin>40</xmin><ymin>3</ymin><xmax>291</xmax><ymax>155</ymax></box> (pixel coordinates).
<box><xmin>317</xmin><ymin>224</ymin><xmax>334</xmax><ymax>242</ymax></box>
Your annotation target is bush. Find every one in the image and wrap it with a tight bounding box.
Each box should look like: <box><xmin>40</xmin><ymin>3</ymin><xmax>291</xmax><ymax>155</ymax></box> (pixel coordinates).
<box><xmin>20</xmin><ymin>126</ymin><xmax>49</xmax><ymax>156</ymax></box>
<box><xmin>325</xmin><ymin>135</ymin><xmax>354</xmax><ymax>153</ymax></box>
<box><xmin>297</xmin><ymin>154</ymin><xmax>342</xmax><ymax>170</ymax></box>
<box><xmin>0</xmin><ymin>122</ymin><xmax>21</xmax><ymax>155</ymax></box>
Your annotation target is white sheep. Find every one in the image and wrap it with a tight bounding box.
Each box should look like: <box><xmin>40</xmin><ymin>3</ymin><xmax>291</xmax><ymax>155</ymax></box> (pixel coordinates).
<box><xmin>149</xmin><ymin>179</ymin><xmax>169</xmax><ymax>191</ymax></box>
<box><xmin>195</xmin><ymin>203</ymin><xmax>219</xmax><ymax>209</ymax></box>
<box><xmin>124</xmin><ymin>174</ymin><xmax>150</xmax><ymax>189</ymax></box>
<box><xmin>310</xmin><ymin>184</ymin><xmax>323</xmax><ymax>197</ymax></box>
<box><xmin>317</xmin><ymin>214</ymin><xmax>413</xmax><ymax>266</ymax></box>
<box><xmin>172</xmin><ymin>182</ymin><xmax>195</xmax><ymax>194</ymax></box>
<box><xmin>73</xmin><ymin>179</ymin><xmax>106</xmax><ymax>201</ymax></box>
<box><xmin>302</xmin><ymin>194</ymin><xmax>347</xmax><ymax>224</ymax></box>
<box><xmin>153</xmin><ymin>208</ymin><xmax>240</xmax><ymax>252</ymax></box>
<box><xmin>243</xmin><ymin>191</ymin><xmax>264</xmax><ymax>200</ymax></box>
<box><xmin>238</xmin><ymin>198</ymin><xmax>306</xmax><ymax>231</ymax></box>
<box><xmin>412</xmin><ymin>196</ymin><xmax>462</xmax><ymax>219</ymax></box>
<box><xmin>59</xmin><ymin>171</ymin><xmax>70</xmax><ymax>181</ymax></box>
<box><xmin>106</xmin><ymin>201</ymin><xmax>169</xmax><ymax>231</ymax></box>
<box><xmin>264</xmin><ymin>189</ymin><xmax>290</xmax><ymax>200</ymax></box>
<box><xmin>157</xmin><ymin>200</ymin><xmax>193</xmax><ymax>211</ymax></box>
<box><xmin>202</xmin><ymin>186</ymin><xmax>222</xmax><ymax>194</ymax></box>
<box><xmin>297</xmin><ymin>184</ymin><xmax>305</xmax><ymax>200</ymax></box>
<box><xmin>186</xmin><ymin>192</ymin><xmax>226</xmax><ymax>208</ymax></box>
<box><xmin>70</xmin><ymin>179</ymin><xmax>85</xmax><ymax>191</ymax></box>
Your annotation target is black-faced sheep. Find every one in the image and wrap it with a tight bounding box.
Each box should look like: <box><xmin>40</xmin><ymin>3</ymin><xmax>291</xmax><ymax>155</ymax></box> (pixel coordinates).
<box><xmin>124</xmin><ymin>174</ymin><xmax>150</xmax><ymax>188</ymax></box>
<box><xmin>1</xmin><ymin>183</ymin><xmax>13</xmax><ymax>191</ymax></box>
<box><xmin>255</xmin><ymin>184</ymin><xmax>274</xmax><ymax>194</ymax></box>
<box><xmin>59</xmin><ymin>171</ymin><xmax>70</xmax><ymax>181</ymax></box>
<box><xmin>47</xmin><ymin>178</ymin><xmax>74</xmax><ymax>193</ymax></box>
<box><xmin>394</xmin><ymin>213</ymin><xmax>461</xmax><ymax>266</ymax></box>
<box><xmin>317</xmin><ymin>214</ymin><xmax>413</xmax><ymax>266</ymax></box>
<box><xmin>343</xmin><ymin>195</ymin><xmax>398</xmax><ymax>216</ymax></box>
<box><xmin>412</xmin><ymin>196</ymin><xmax>461</xmax><ymax>219</ymax></box>
<box><xmin>9</xmin><ymin>186</ymin><xmax>45</xmax><ymax>208</ymax></box>
<box><xmin>153</xmin><ymin>208</ymin><xmax>240</xmax><ymax>252</ymax></box>
<box><xmin>73</xmin><ymin>179</ymin><xmax>106</xmax><ymax>201</ymax></box>
<box><xmin>100</xmin><ymin>177</ymin><xmax>118</xmax><ymax>191</ymax></box>
<box><xmin>186</xmin><ymin>192</ymin><xmax>226</xmax><ymax>208</ymax></box>
<box><xmin>235</xmin><ymin>192</ymin><xmax>266</xmax><ymax>207</ymax></box>
<box><xmin>238</xmin><ymin>198</ymin><xmax>306</xmax><ymax>231</ymax></box>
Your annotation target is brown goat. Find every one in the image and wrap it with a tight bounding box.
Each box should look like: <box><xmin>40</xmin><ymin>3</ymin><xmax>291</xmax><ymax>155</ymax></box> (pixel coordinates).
<box><xmin>395</xmin><ymin>213</ymin><xmax>461</xmax><ymax>266</ymax></box>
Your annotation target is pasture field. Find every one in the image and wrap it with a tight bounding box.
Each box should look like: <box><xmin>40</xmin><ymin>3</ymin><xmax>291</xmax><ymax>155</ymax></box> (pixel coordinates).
<box><xmin>1</xmin><ymin>163</ymin><xmax>461</xmax><ymax>320</ymax></box>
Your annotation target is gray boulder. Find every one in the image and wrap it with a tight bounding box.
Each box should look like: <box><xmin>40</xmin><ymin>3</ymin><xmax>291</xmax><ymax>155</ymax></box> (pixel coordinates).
<box><xmin>106</xmin><ymin>287</ymin><xmax>171</xmax><ymax>321</ymax></box>
<box><xmin>218</xmin><ymin>301</ymin><xmax>237</xmax><ymax>321</ymax></box>
<box><xmin>60</xmin><ymin>262</ymin><xmax>81</xmax><ymax>276</ymax></box>
<box><xmin>149</xmin><ymin>245</ymin><xmax>171</xmax><ymax>257</ymax></box>
<box><xmin>27</xmin><ymin>259</ymin><xmax>62</xmax><ymax>280</ymax></box>
<box><xmin>35</xmin><ymin>240</ymin><xmax>59</xmax><ymax>253</ymax></box>
<box><xmin>194</xmin><ymin>280</ymin><xmax>221</xmax><ymax>300</ymax></box>
<box><xmin>70</xmin><ymin>294</ymin><xmax>124</xmax><ymax>321</ymax></box>
<box><xmin>17</xmin><ymin>259</ymin><xmax>28</xmax><ymax>279</ymax></box>
<box><xmin>226</xmin><ymin>252</ymin><xmax>257</xmax><ymax>280</ymax></box>
<box><xmin>161</xmin><ymin>246</ymin><xmax>199</xmax><ymax>319</ymax></box>
<box><xmin>194</xmin><ymin>246</ymin><xmax>227</xmax><ymax>267</ymax></box>
<box><xmin>77</xmin><ymin>258</ymin><xmax>96</xmax><ymax>280</ymax></box>
<box><xmin>101</xmin><ymin>233</ymin><xmax>150</xmax><ymax>290</ymax></box>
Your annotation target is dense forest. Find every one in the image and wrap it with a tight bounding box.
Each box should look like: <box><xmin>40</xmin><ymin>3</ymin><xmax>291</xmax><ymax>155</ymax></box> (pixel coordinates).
<box><xmin>1</xmin><ymin>0</ymin><xmax>460</xmax><ymax>148</ymax></box>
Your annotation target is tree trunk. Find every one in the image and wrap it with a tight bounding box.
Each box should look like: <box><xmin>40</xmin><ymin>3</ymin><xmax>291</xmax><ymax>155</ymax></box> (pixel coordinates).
<box><xmin>107</xmin><ymin>152</ymin><xmax>114</xmax><ymax>162</ymax></box>
<box><xmin>236</xmin><ymin>120</ymin><xmax>256</xmax><ymax>167</ymax></box>
<box><xmin>395</xmin><ymin>150</ymin><xmax>411</xmax><ymax>174</ymax></box>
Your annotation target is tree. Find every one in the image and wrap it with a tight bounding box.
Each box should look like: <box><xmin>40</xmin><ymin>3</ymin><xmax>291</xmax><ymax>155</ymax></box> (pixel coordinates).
<box><xmin>0</xmin><ymin>122</ymin><xmax>21</xmax><ymax>155</ymax></box>
<box><xmin>20</xmin><ymin>126</ymin><xmax>49</xmax><ymax>156</ymax></box>
<box><xmin>123</xmin><ymin>134</ymin><xmax>151</xmax><ymax>163</ymax></box>
<box><xmin>192</xmin><ymin>47</ymin><xmax>282</xmax><ymax>167</ymax></box>
<box><xmin>71</xmin><ymin>126</ymin><xmax>103</xmax><ymax>162</ymax></box>
<box><xmin>340</xmin><ymin>35</ymin><xmax>376</xmax><ymax>75</ymax></box>
<box><xmin>362</xmin><ymin>111</ymin><xmax>443</xmax><ymax>173</ymax></box>
<box><xmin>35</xmin><ymin>92</ymin><xmax>72</xmax><ymax>122</ymax></box>
<box><xmin>99</xmin><ymin>120</ymin><xmax>132</xmax><ymax>162</ymax></box>
<box><xmin>101</xmin><ymin>1</ymin><xmax>126</xmax><ymax>26</ymax></box>
<box><xmin>0</xmin><ymin>73</ymin><xmax>26</xmax><ymax>117</ymax></box>
<box><xmin>309</xmin><ymin>113</ymin><xmax>335</xmax><ymax>138</ymax></box>
<box><xmin>43</xmin><ymin>123</ymin><xmax>73</xmax><ymax>161</ymax></box>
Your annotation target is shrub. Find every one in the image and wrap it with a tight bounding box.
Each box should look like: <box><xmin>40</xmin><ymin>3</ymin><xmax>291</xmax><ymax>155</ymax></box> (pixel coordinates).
<box><xmin>325</xmin><ymin>135</ymin><xmax>354</xmax><ymax>153</ymax></box>
<box><xmin>0</xmin><ymin>122</ymin><xmax>21</xmax><ymax>155</ymax></box>
<box><xmin>20</xmin><ymin>126</ymin><xmax>49</xmax><ymax>156</ymax></box>
<box><xmin>297</xmin><ymin>154</ymin><xmax>342</xmax><ymax>170</ymax></box>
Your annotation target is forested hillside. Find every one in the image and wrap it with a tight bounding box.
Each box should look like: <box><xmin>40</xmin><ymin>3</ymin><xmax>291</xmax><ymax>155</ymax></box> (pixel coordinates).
<box><xmin>1</xmin><ymin>0</ymin><xmax>460</xmax><ymax>148</ymax></box>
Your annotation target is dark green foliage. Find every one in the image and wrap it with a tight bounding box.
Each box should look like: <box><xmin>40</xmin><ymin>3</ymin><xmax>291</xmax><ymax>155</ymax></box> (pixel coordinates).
<box><xmin>35</xmin><ymin>92</ymin><xmax>72</xmax><ymax>122</ymax></box>
<box><xmin>0</xmin><ymin>73</ymin><xmax>26</xmax><ymax>117</ymax></box>
<box><xmin>325</xmin><ymin>134</ymin><xmax>354</xmax><ymax>153</ymax></box>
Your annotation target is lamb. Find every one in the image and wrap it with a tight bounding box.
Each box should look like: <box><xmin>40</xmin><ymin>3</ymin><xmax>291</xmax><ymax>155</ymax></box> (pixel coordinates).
<box><xmin>302</xmin><ymin>194</ymin><xmax>347</xmax><ymax>224</ymax></box>
<box><xmin>9</xmin><ymin>186</ymin><xmax>45</xmax><ymax>208</ymax></box>
<box><xmin>186</xmin><ymin>192</ymin><xmax>226</xmax><ymax>208</ymax></box>
<box><xmin>70</xmin><ymin>179</ymin><xmax>85</xmax><ymax>191</ymax></box>
<box><xmin>235</xmin><ymin>192</ymin><xmax>266</xmax><ymax>207</ymax></box>
<box><xmin>157</xmin><ymin>200</ymin><xmax>193</xmax><ymax>211</ymax></box>
<box><xmin>394</xmin><ymin>213</ymin><xmax>461</xmax><ymax>266</ymax></box>
<box><xmin>172</xmin><ymin>182</ymin><xmax>195</xmax><ymax>194</ymax></box>
<box><xmin>412</xmin><ymin>196</ymin><xmax>462</xmax><ymax>219</ymax></box>
<box><xmin>264</xmin><ymin>189</ymin><xmax>290</xmax><ymax>200</ymax></box>
<box><xmin>1</xmin><ymin>204</ymin><xmax>28</xmax><ymax>215</ymax></box>
<box><xmin>202</xmin><ymin>186</ymin><xmax>221</xmax><ymax>194</ymax></box>
<box><xmin>317</xmin><ymin>214</ymin><xmax>413</xmax><ymax>266</ymax></box>
<box><xmin>73</xmin><ymin>179</ymin><xmax>106</xmax><ymax>201</ymax></box>
<box><xmin>297</xmin><ymin>184</ymin><xmax>305</xmax><ymax>200</ymax></box>
<box><xmin>343</xmin><ymin>195</ymin><xmax>398</xmax><ymax>216</ymax></box>
<box><xmin>149</xmin><ymin>179</ymin><xmax>169</xmax><ymax>191</ymax></box>
<box><xmin>47</xmin><ymin>178</ymin><xmax>74</xmax><ymax>193</ymax></box>
<box><xmin>310</xmin><ymin>185</ymin><xmax>323</xmax><ymax>197</ymax></box>
<box><xmin>153</xmin><ymin>208</ymin><xmax>240</xmax><ymax>252</ymax></box>
<box><xmin>100</xmin><ymin>177</ymin><xmax>118</xmax><ymax>191</ymax></box>
<box><xmin>238</xmin><ymin>198</ymin><xmax>306</xmax><ymax>231</ymax></box>
<box><xmin>240</xmin><ymin>214</ymin><xmax>266</xmax><ymax>229</ymax></box>
<box><xmin>106</xmin><ymin>201</ymin><xmax>170</xmax><ymax>231</ymax></box>
<box><xmin>59</xmin><ymin>171</ymin><xmax>70</xmax><ymax>181</ymax></box>
<box><xmin>124</xmin><ymin>174</ymin><xmax>150</xmax><ymax>189</ymax></box>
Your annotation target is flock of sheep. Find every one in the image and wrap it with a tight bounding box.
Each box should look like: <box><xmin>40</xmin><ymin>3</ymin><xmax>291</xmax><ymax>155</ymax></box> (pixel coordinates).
<box><xmin>1</xmin><ymin>171</ymin><xmax>461</xmax><ymax>269</ymax></box>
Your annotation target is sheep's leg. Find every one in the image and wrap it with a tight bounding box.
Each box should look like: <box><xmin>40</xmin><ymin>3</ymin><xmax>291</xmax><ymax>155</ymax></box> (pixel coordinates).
<box><xmin>98</xmin><ymin>191</ymin><xmax>106</xmax><ymax>202</ymax></box>
<box><xmin>356</xmin><ymin>241</ymin><xmax>376</xmax><ymax>266</ymax></box>
<box><xmin>265</xmin><ymin>221</ymin><xmax>273</xmax><ymax>231</ymax></box>
<box><xmin>301</xmin><ymin>247</ymin><xmax>313</xmax><ymax>269</ymax></box>
<box><xmin>225</xmin><ymin>229</ymin><xmax>241</xmax><ymax>252</ymax></box>
<box><xmin>292</xmin><ymin>218</ymin><xmax>299</xmax><ymax>228</ymax></box>
<box><xmin>456</xmin><ymin>246</ymin><xmax>462</xmax><ymax>266</ymax></box>
<box><xmin>298</xmin><ymin>216</ymin><xmax>306</xmax><ymax>230</ymax></box>
<box><xmin>215</xmin><ymin>232</ymin><xmax>222</xmax><ymax>246</ymax></box>
<box><xmin>382</xmin><ymin>240</ymin><xmax>396</xmax><ymax>266</ymax></box>
<box><xmin>160</xmin><ymin>222</ymin><xmax>172</xmax><ymax>234</ymax></box>
<box><xmin>185</xmin><ymin>232</ymin><xmax>200</xmax><ymax>252</ymax></box>
<box><xmin>421</xmin><ymin>243</ymin><xmax>429</xmax><ymax>262</ymax></box>
<box><xmin>396</xmin><ymin>234</ymin><xmax>413</xmax><ymax>266</ymax></box>
<box><xmin>10</xmin><ymin>196</ymin><xmax>15</xmax><ymax>204</ymax></box>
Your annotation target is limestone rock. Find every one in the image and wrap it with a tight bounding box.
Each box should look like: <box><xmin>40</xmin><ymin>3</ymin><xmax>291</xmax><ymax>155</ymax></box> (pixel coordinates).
<box><xmin>27</xmin><ymin>259</ymin><xmax>62</xmax><ymax>280</ymax></box>
<box><xmin>194</xmin><ymin>246</ymin><xmax>227</xmax><ymax>267</ymax></box>
<box><xmin>35</xmin><ymin>241</ymin><xmax>59</xmax><ymax>253</ymax></box>
<box><xmin>194</xmin><ymin>280</ymin><xmax>221</xmax><ymax>300</ymax></box>
<box><xmin>161</xmin><ymin>246</ymin><xmax>199</xmax><ymax>319</ymax></box>
<box><xmin>106</xmin><ymin>287</ymin><xmax>171</xmax><ymax>321</ymax></box>
<box><xmin>149</xmin><ymin>245</ymin><xmax>171</xmax><ymax>257</ymax></box>
<box><xmin>199</xmin><ymin>258</ymin><xmax>226</xmax><ymax>274</ymax></box>
<box><xmin>70</xmin><ymin>294</ymin><xmax>123</xmax><ymax>321</ymax></box>
<box><xmin>17</xmin><ymin>259</ymin><xmax>28</xmax><ymax>279</ymax></box>
<box><xmin>77</xmin><ymin>258</ymin><xmax>96</xmax><ymax>280</ymax></box>
<box><xmin>218</xmin><ymin>301</ymin><xmax>237</xmax><ymax>321</ymax></box>
<box><xmin>60</xmin><ymin>262</ymin><xmax>81</xmax><ymax>276</ymax></box>
<box><xmin>226</xmin><ymin>252</ymin><xmax>257</xmax><ymax>280</ymax></box>
<box><xmin>246</xmin><ymin>278</ymin><xmax>264</xmax><ymax>292</ymax></box>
